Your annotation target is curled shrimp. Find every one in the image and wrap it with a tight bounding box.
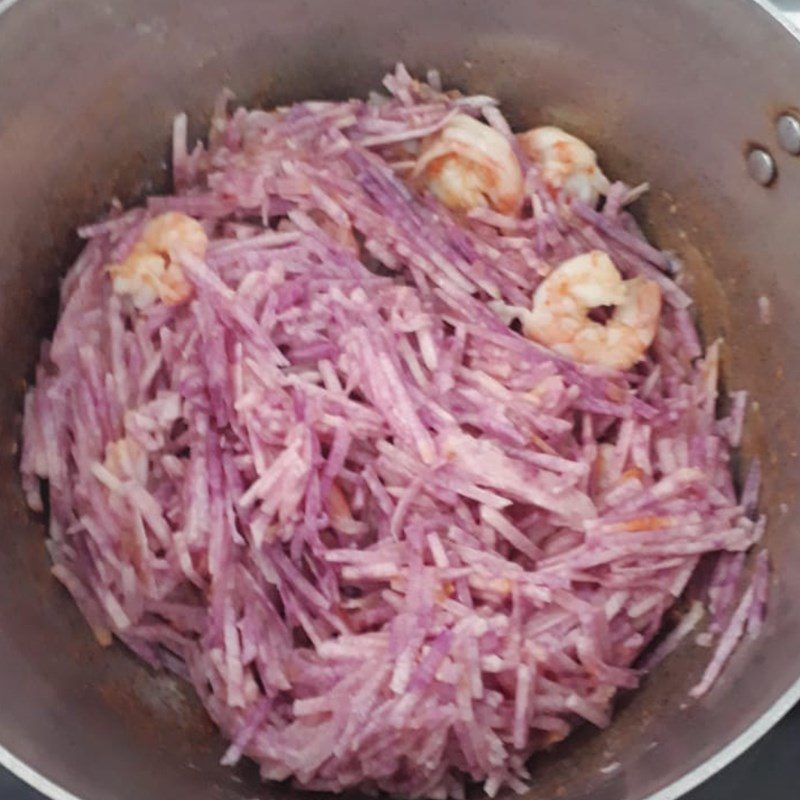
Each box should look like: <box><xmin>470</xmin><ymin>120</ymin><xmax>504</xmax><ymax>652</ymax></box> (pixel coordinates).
<box><xmin>523</xmin><ymin>250</ymin><xmax>661</xmax><ymax>371</ymax></box>
<box><xmin>518</xmin><ymin>126</ymin><xmax>610</xmax><ymax>206</ymax></box>
<box><xmin>412</xmin><ymin>114</ymin><xmax>524</xmax><ymax>215</ymax></box>
<box><xmin>110</xmin><ymin>212</ymin><xmax>207</xmax><ymax>308</ymax></box>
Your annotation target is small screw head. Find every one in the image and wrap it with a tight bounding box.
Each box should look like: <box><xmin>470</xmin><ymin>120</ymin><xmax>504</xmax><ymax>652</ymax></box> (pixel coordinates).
<box><xmin>746</xmin><ymin>147</ymin><xmax>776</xmax><ymax>186</ymax></box>
<box><xmin>776</xmin><ymin>113</ymin><xmax>800</xmax><ymax>155</ymax></box>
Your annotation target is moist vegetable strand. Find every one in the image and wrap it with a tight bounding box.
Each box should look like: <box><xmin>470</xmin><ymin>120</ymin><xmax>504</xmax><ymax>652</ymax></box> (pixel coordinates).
<box><xmin>20</xmin><ymin>64</ymin><xmax>766</xmax><ymax>799</ymax></box>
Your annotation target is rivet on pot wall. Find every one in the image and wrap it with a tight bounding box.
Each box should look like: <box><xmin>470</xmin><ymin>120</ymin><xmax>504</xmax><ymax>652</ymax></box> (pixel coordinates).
<box><xmin>746</xmin><ymin>147</ymin><xmax>776</xmax><ymax>186</ymax></box>
<box><xmin>776</xmin><ymin>112</ymin><xmax>800</xmax><ymax>155</ymax></box>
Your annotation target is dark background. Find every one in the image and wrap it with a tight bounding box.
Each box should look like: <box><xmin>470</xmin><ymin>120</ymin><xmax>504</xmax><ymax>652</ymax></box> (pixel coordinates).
<box><xmin>1</xmin><ymin>704</ymin><xmax>798</xmax><ymax>799</ymax></box>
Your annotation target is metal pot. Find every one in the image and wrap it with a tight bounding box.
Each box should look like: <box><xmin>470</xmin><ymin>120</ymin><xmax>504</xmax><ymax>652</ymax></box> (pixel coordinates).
<box><xmin>1</xmin><ymin>1</ymin><xmax>799</xmax><ymax>798</ymax></box>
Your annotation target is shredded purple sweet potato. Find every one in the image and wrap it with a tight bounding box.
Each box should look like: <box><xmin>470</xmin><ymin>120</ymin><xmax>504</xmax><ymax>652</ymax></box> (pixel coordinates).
<box><xmin>20</xmin><ymin>65</ymin><xmax>767</xmax><ymax>798</ymax></box>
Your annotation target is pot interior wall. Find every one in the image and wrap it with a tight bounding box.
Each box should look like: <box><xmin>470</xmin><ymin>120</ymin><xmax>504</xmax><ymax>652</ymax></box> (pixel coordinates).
<box><xmin>1</xmin><ymin>2</ymin><xmax>799</xmax><ymax>800</ymax></box>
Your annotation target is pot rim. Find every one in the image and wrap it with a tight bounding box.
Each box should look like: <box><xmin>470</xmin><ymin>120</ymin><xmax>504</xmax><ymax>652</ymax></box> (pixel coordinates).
<box><xmin>3</xmin><ymin>678</ymin><xmax>799</xmax><ymax>800</ymax></box>
<box><xmin>1</xmin><ymin>0</ymin><xmax>798</xmax><ymax>798</ymax></box>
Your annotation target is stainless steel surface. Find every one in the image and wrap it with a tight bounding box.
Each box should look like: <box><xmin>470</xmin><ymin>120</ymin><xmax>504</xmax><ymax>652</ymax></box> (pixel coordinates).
<box><xmin>776</xmin><ymin>113</ymin><xmax>800</xmax><ymax>154</ymax></box>
<box><xmin>1</xmin><ymin>2</ymin><xmax>800</xmax><ymax>800</ymax></box>
<box><xmin>746</xmin><ymin>146</ymin><xmax>777</xmax><ymax>184</ymax></box>
<box><xmin>765</xmin><ymin>0</ymin><xmax>800</xmax><ymax>32</ymax></box>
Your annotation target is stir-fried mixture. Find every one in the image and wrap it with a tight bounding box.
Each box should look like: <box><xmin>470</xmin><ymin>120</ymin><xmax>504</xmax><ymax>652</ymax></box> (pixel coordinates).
<box><xmin>20</xmin><ymin>66</ymin><xmax>767</xmax><ymax>798</ymax></box>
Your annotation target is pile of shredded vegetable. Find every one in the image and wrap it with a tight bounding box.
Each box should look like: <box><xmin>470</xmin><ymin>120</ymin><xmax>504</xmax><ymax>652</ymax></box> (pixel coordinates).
<box><xmin>20</xmin><ymin>66</ymin><xmax>768</xmax><ymax>798</ymax></box>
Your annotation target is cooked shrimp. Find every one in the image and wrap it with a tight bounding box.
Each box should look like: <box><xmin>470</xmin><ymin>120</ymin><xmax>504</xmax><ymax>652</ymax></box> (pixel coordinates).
<box><xmin>518</xmin><ymin>126</ymin><xmax>610</xmax><ymax>205</ymax></box>
<box><xmin>309</xmin><ymin>210</ymin><xmax>359</xmax><ymax>253</ymax></box>
<box><xmin>103</xmin><ymin>436</ymin><xmax>147</xmax><ymax>484</ymax></box>
<box><xmin>328</xmin><ymin>481</ymin><xmax>367</xmax><ymax>536</ymax></box>
<box><xmin>110</xmin><ymin>212</ymin><xmax>207</xmax><ymax>308</ymax></box>
<box><xmin>523</xmin><ymin>250</ymin><xmax>661</xmax><ymax>370</ymax></box>
<box><xmin>412</xmin><ymin>114</ymin><xmax>524</xmax><ymax>215</ymax></box>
